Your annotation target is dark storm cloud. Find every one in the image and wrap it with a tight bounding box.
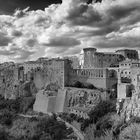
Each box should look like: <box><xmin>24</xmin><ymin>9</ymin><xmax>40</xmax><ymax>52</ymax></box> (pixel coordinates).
<box><xmin>11</xmin><ymin>30</ymin><xmax>22</xmax><ymax>37</ymax></box>
<box><xmin>66</xmin><ymin>3</ymin><xmax>101</xmax><ymax>26</ymax></box>
<box><xmin>94</xmin><ymin>37</ymin><xmax>140</xmax><ymax>49</ymax></box>
<box><xmin>26</xmin><ymin>39</ymin><xmax>37</xmax><ymax>48</ymax></box>
<box><xmin>0</xmin><ymin>0</ymin><xmax>62</xmax><ymax>15</ymax></box>
<box><xmin>65</xmin><ymin>0</ymin><xmax>140</xmax><ymax>36</ymax></box>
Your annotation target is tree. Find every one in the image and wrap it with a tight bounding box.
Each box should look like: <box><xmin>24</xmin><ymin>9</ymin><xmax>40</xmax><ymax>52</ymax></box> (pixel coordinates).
<box><xmin>37</xmin><ymin>116</ymin><xmax>73</xmax><ymax>140</ymax></box>
<box><xmin>0</xmin><ymin>109</ymin><xmax>15</xmax><ymax>126</ymax></box>
<box><xmin>88</xmin><ymin>101</ymin><xmax>116</xmax><ymax>124</ymax></box>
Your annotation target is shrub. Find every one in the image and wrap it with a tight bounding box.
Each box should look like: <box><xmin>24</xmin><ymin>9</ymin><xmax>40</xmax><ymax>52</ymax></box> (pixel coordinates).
<box><xmin>72</xmin><ymin>81</ymin><xmax>84</xmax><ymax>88</ymax></box>
<box><xmin>81</xmin><ymin>119</ymin><xmax>90</xmax><ymax>131</ymax></box>
<box><xmin>19</xmin><ymin>97</ymin><xmax>35</xmax><ymax>113</ymax></box>
<box><xmin>0</xmin><ymin>110</ymin><xmax>15</xmax><ymax>126</ymax></box>
<box><xmin>88</xmin><ymin>100</ymin><xmax>116</xmax><ymax>124</ymax></box>
<box><xmin>95</xmin><ymin>113</ymin><xmax>121</xmax><ymax>137</ymax></box>
<box><xmin>37</xmin><ymin>116</ymin><xmax>73</xmax><ymax>140</ymax></box>
<box><xmin>9</xmin><ymin>117</ymin><xmax>38</xmax><ymax>139</ymax></box>
<box><xmin>119</xmin><ymin>123</ymin><xmax>140</xmax><ymax>140</ymax></box>
<box><xmin>128</xmin><ymin>116</ymin><xmax>140</xmax><ymax>124</ymax></box>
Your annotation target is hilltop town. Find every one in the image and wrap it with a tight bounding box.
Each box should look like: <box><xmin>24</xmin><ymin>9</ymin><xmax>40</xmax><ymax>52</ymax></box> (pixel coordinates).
<box><xmin>0</xmin><ymin>47</ymin><xmax>139</xmax><ymax>117</ymax></box>
<box><xmin>1</xmin><ymin>47</ymin><xmax>140</xmax><ymax>139</ymax></box>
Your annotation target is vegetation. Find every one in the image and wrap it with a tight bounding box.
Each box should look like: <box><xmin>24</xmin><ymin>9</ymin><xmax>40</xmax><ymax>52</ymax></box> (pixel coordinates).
<box><xmin>119</xmin><ymin>123</ymin><xmax>140</xmax><ymax>140</ymax></box>
<box><xmin>0</xmin><ymin>97</ymin><xmax>73</xmax><ymax>140</ymax></box>
<box><xmin>88</xmin><ymin>100</ymin><xmax>116</xmax><ymax>124</ymax></box>
<box><xmin>71</xmin><ymin>81</ymin><xmax>97</xmax><ymax>89</ymax></box>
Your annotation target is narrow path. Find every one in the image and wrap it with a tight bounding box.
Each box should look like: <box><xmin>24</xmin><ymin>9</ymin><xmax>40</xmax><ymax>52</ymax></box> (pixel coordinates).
<box><xmin>57</xmin><ymin>117</ymin><xmax>85</xmax><ymax>140</ymax></box>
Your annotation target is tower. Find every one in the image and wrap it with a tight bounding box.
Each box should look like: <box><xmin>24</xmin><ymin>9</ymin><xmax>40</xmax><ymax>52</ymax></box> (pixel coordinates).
<box><xmin>83</xmin><ymin>48</ymin><xmax>97</xmax><ymax>68</ymax></box>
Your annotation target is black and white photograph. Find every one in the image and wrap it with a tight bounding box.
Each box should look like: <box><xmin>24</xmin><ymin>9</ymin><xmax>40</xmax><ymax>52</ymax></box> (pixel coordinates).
<box><xmin>0</xmin><ymin>0</ymin><xmax>139</xmax><ymax>139</ymax></box>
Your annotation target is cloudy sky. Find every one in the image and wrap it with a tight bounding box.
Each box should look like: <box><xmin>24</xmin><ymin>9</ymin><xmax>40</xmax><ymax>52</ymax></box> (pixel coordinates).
<box><xmin>0</xmin><ymin>0</ymin><xmax>140</xmax><ymax>62</ymax></box>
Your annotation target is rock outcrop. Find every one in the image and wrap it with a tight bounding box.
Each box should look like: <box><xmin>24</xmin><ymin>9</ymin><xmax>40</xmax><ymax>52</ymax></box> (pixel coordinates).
<box><xmin>118</xmin><ymin>89</ymin><xmax>140</xmax><ymax>121</ymax></box>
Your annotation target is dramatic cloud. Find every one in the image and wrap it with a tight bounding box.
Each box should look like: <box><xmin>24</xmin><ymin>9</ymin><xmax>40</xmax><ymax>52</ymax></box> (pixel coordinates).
<box><xmin>0</xmin><ymin>0</ymin><xmax>139</xmax><ymax>62</ymax></box>
<box><xmin>0</xmin><ymin>32</ymin><xmax>12</xmax><ymax>46</ymax></box>
<box><xmin>41</xmin><ymin>36</ymin><xmax>81</xmax><ymax>47</ymax></box>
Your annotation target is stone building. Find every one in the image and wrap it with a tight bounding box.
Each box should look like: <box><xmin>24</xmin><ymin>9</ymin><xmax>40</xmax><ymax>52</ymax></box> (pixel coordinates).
<box><xmin>22</xmin><ymin>61</ymin><xmax>43</xmax><ymax>74</ymax></box>
<box><xmin>32</xmin><ymin>58</ymin><xmax>71</xmax><ymax>90</ymax></box>
<box><xmin>81</xmin><ymin>48</ymin><xmax>124</xmax><ymax>69</ymax></box>
<box><xmin>116</xmin><ymin>49</ymin><xmax>139</xmax><ymax>60</ymax></box>
<box><xmin>117</xmin><ymin>60</ymin><xmax>140</xmax><ymax>99</ymax></box>
<box><xmin>0</xmin><ymin>64</ymin><xmax>25</xmax><ymax>99</ymax></box>
<box><xmin>63</xmin><ymin>56</ymin><xmax>80</xmax><ymax>69</ymax></box>
<box><xmin>69</xmin><ymin>68</ymin><xmax>117</xmax><ymax>89</ymax></box>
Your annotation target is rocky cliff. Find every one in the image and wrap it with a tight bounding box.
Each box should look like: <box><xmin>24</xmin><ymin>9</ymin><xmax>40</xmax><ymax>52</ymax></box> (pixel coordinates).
<box><xmin>118</xmin><ymin>89</ymin><xmax>140</xmax><ymax>121</ymax></box>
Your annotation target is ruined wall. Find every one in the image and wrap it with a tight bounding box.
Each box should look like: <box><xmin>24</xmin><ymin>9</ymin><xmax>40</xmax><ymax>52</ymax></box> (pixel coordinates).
<box><xmin>0</xmin><ymin>67</ymin><xmax>19</xmax><ymax>99</ymax></box>
<box><xmin>0</xmin><ymin>65</ymin><xmax>37</xmax><ymax>99</ymax></box>
<box><xmin>33</xmin><ymin>67</ymin><xmax>64</xmax><ymax>90</ymax></box>
<box><xmin>61</xmin><ymin>87</ymin><xmax>108</xmax><ymax>111</ymax></box>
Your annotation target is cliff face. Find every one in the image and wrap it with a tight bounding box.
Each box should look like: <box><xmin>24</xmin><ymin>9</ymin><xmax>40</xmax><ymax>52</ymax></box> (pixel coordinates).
<box><xmin>118</xmin><ymin>91</ymin><xmax>140</xmax><ymax>121</ymax></box>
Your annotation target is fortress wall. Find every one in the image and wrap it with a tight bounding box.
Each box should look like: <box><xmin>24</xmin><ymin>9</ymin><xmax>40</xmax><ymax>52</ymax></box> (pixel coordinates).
<box><xmin>69</xmin><ymin>69</ymin><xmax>108</xmax><ymax>89</ymax></box>
<box><xmin>55</xmin><ymin>89</ymin><xmax>67</xmax><ymax>113</ymax></box>
<box><xmin>33</xmin><ymin>67</ymin><xmax>64</xmax><ymax>90</ymax></box>
<box><xmin>33</xmin><ymin>90</ymin><xmax>49</xmax><ymax>113</ymax></box>
<box><xmin>47</xmin><ymin>96</ymin><xmax>57</xmax><ymax>113</ymax></box>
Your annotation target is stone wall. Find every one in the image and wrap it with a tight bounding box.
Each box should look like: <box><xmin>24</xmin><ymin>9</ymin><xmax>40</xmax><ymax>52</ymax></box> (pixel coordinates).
<box><xmin>33</xmin><ymin>90</ymin><xmax>57</xmax><ymax>114</ymax></box>
<box><xmin>33</xmin><ymin>87</ymin><xmax>109</xmax><ymax>115</ymax></box>
<box><xmin>0</xmin><ymin>66</ymin><xmax>19</xmax><ymax>99</ymax></box>
<box><xmin>33</xmin><ymin>67</ymin><xmax>64</xmax><ymax>90</ymax></box>
<box><xmin>0</xmin><ymin>65</ymin><xmax>37</xmax><ymax>99</ymax></box>
<box><xmin>69</xmin><ymin>68</ymin><xmax>117</xmax><ymax>89</ymax></box>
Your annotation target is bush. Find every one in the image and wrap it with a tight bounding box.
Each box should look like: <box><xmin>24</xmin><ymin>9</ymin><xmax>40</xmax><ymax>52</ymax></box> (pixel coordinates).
<box><xmin>9</xmin><ymin>117</ymin><xmax>38</xmax><ymax>139</ymax></box>
<box><xmin>88</xmin><ymin>101</ymin><xmax>116</xmax><ymax>124</ymax></box>
<box><xmin>128</xmin><ymin>116</ymin><xmax>140</xmax><ymax>124</ymax></box>
<box><xmin>119</xmin><ymin>123</ymin><xmax>140</xmax><ymax>140</ymax></box>
<box><xmin>19</xmin><ymin>97</ymin><xmax>35</xmax><ymax>113</ymax></box>
<box><xmin>37</xmin><ymin>116</ymin><xmax>73</xmax><ymax>140</ymax></box>
<box><xmin>0</xmin><ymin>110</ymin><xmax>15</xmax><ymax>126</ymax></box>
<box><xmin>72</xmin><ymin>81</ymin><xmax>84</xmax><ymax>88</ymax></box>
<box><xmin>84</xmin><ymin>83</ymin><xmax>97</xmax><ymax>89</ymax></box>
<box><xmin>95</xmin><ymin>113</ymin><xmax>121</xmax><ymax>137</ymax></box>
<box><xmin>0</xmin><ymin>98</ymin><xmax>20</xmax><ymax>113</ymax></box>
<box><xmin>81</xmin><ymin>119</ymin><xmax>90</xmax><ymax>131</ymax></box>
